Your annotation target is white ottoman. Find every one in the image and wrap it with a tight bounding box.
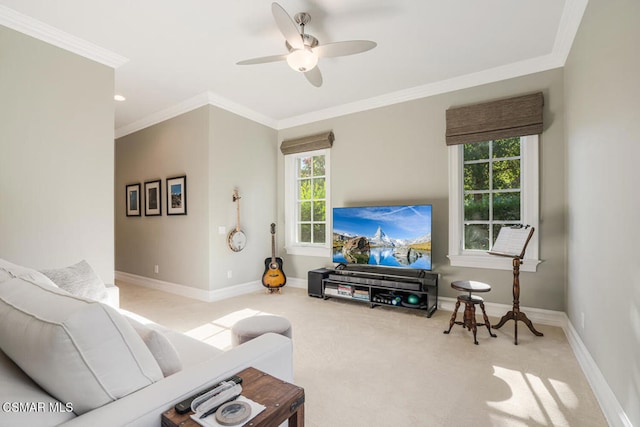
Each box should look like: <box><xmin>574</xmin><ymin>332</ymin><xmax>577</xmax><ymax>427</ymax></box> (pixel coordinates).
<box><xmin>231</xmin><ymin>315</ymin><xmax>292</xmax><ymax>347</ymax></box>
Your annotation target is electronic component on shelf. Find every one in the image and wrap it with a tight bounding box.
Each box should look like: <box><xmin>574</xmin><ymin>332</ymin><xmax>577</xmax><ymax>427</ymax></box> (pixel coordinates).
<box><xmin>316</xmin><ymin>266</ymin><xmax>439</xmax><ymax>318</ymax></box>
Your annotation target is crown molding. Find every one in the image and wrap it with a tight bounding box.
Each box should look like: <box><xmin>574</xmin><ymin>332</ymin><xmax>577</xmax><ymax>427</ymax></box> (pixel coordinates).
<box><xmin>115</xmin><ymin>91</ymin><xmax>278</xmax><ymax>139</ymax></box>
<box><xmin>274</xmin><ymin>0</ymin><xmax>588</xmax><ymax>129</ymax></box>
<box><xmin>117</xmin><ymin>51</ymin><xmax>565</xmax><ymax>138</ymax></box>
<box><xmin>0</xmin><ymin>5</ymin><xmax>128</xmax><ymax>69</ymax></box>
<box><xmin>206</xmin><ymin>92</ymin><xmax>278</xmax><ymax>129</ymax></box>
<box><xmin>552</xmin><ymin>0</ymin><xmax>589</xmax><ymax>65</ymax></box>
<box><xmin>276</xmin><ymin>53</ymin><xmax>564</xmax><ymax>129</ymax></box>
<box><xmin>115</xmin><ymin>92</ymin><xmax>211</xmax><ymax>139</ymax></box>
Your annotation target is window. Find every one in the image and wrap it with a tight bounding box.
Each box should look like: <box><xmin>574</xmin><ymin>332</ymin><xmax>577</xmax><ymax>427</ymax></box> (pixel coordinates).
<box><xmin>448</xmin><ymin>135</ymin><xmax>540</xmax><ymax>271</ymax></box>
<box><xmin>463</xmin><ymin>137</ymin><xmax>521</xmax><ymax>250</ymax></box>
<box><xmin>284</xmin><ymin>149</ymin><xmax>331</xmax><ymax>257</ymax></box>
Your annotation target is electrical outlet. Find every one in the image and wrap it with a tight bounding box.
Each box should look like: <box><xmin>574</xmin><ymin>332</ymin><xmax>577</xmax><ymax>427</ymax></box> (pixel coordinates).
<box><xmin>218</xmin><ymin>226</ymin><xmax>226</xmax><ymax>235</ymax></box>
<box><xmin>227</xmin><ymin>270</ymin><xmax>233</xmax><ymax>279</ymax></box>
<box><xmin>154</xmin><ymin>265</ymin><xmax>159</xmax><ymax>274</ymax></box>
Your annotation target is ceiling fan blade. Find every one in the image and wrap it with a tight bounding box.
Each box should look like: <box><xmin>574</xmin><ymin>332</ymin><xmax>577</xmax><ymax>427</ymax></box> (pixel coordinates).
<box><xmin>271</xmin><ymin>2</ymin><xmax>304</xmax><ymax>50</ymax></box>
<box><xmin>314</xmin><ymin>40</ymin><xmax>377</xmax><ymax>58</ymax></box>
<box><xmin>304</xmin><ymin>66</ymin><xmax>323</xmax><ymax>87</ymax></box>
<box><xmin>237</xmin><ymin>54</ymin><xmax>288</xmax><ymax>65</ymax></box>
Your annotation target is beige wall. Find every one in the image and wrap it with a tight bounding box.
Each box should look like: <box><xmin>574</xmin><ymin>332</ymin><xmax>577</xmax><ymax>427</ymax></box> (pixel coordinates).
<box><xmin>278</xmin><ymin>69</ymin><xmax>567</xmax><ymax>311</ymax></box>
<box><xmin>208</xmin><ymin>106</ymin><xmax>278</xmax><ymax>290</ymax></box>
<box><xmin>115</xmin><ymin>107</ymin><xmax>210</xmax><ymax>289</ymax></box>
<box><xmin>0</xmin><ymin>26</ymin><xmax>115</xmax><ymax>282</ymax></box>
<box><xmin>115</xmin><ymin>105</ymin><xmax>277</xmax><ymax>292</ymax></box>
<box><xmin>564</xmin><ymin>0</ymin><xmax>640</xmax><ymax>424</ymax></box>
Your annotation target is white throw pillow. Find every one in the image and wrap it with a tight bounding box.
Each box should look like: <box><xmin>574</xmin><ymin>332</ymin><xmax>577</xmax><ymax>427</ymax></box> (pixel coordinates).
<box><xmin>125</xmin><ymin>315</ymin><xmax>183</xmax><ymax>377</ymax></box>
<box><xmin>0</xmin><ymin>258</ymin><xmax>58</xmax><ymax>287</ymax></box>
<box><xmin>0</xmin><ymin>277</ymin><xmax>163</xmax><ymax>414</ymax></box>
<box><xmin>40</xmin><ymin>260</ymin><xmax>109</xmax><ymax>302</ymax></box>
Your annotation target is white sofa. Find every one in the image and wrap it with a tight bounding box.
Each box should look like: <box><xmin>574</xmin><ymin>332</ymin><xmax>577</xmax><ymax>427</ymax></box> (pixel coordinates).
<box><xmin>0</xmin><ymin>259</ymin><xmax>293</xmax><ymax>427</ymax></box>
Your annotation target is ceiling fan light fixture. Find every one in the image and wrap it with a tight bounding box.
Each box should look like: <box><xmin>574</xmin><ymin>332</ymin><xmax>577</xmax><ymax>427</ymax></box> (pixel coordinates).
<box><xmin>287</xmin><ymin>48</ymin><xmax>318</xmax><ymax>72</ymax></box>
<box><xmin>238</xmin><ymin>3</ymin><xmax>377</xmax><ymax>87</ymax></box>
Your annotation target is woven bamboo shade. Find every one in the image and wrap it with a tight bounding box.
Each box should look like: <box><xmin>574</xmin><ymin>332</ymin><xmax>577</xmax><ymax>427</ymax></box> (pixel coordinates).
<box><xmin>446</xmin><ymin>92</ymin><xmax>544</xmax><ymax>145</ymax></box>
<box><xmin>280</xmin><ymin>131</ymin><xmax>334</xmax><ymax>155</ymax></box>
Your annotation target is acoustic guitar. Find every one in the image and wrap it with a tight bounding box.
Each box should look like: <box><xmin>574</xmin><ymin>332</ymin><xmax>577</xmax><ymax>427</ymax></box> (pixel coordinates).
<box><xmin>262</xmin><ymin>223</ymin><xmax>286</xmax><ymax>291</ymax></box>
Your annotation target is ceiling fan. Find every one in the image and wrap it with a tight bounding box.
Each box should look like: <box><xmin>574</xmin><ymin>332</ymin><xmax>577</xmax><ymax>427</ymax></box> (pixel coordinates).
<box><xmin>236</xmin><ymin>2</ymin><xmax>377</xmax><ymax>87</ymax></box>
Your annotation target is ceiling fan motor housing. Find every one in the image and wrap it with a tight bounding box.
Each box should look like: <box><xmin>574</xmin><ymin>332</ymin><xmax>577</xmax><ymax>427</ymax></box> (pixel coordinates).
<box><xmin>285</xmin><ymin>34</ymin><xmax>319</xmax><ymax>52</ymax></box>
<box><xmin>294</xmin><ymin>12</ymin><xmax>312</xmax><ymax>26</ymax></box>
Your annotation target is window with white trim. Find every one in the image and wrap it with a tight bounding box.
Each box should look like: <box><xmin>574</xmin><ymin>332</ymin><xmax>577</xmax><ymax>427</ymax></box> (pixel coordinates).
<box><xmin>284</xmin><ymin>149</ymin><xmax>331</xmax><ymax>257</ymax></box>
<box><xmin>448</xmin><ymin>135</ymin><xmax>540</xmax><ymax>271</ymax></box>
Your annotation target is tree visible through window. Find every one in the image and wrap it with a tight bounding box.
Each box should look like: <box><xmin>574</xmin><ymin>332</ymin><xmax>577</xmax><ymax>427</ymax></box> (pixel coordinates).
<box><xmin>296</xmin><ymin>154</ymin><xmax>326</xmax><ymax>244</ymax></box>
<box><xmin>463</xmin><ymin>137</ymin><xmax>521</xmax><ymax>251</ymax></box>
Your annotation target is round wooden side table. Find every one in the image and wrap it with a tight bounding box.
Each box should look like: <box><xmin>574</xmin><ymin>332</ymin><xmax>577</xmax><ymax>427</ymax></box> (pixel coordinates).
<box><xmin>443</xmin><ymin>280</ymin><xmax>497</xmax><ymax>345</ymax></box>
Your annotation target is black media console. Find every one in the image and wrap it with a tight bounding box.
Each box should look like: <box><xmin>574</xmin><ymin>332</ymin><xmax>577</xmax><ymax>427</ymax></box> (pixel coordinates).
<box><xmin>308</xmin><ymin>264</ymin><xmax>438</xmax><ymax>317</ymax></box>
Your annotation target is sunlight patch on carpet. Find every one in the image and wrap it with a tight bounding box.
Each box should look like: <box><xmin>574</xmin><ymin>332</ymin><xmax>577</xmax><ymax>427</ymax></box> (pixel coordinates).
<box><xmin>183</xmin><ymin>308</ymin><xmax>274</xmax><ymax>350</ymax></box>
<box><xmin>488</xmin><ymin>365</ymin><xmax>571</xmax><ymax>426</ymax></box>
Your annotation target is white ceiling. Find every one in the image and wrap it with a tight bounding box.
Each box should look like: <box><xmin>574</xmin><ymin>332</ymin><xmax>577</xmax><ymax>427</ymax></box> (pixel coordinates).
<box><xmin>0</xmin><ymin>1</ymin><xmax>587</xmax><ymax>136</ymax></box>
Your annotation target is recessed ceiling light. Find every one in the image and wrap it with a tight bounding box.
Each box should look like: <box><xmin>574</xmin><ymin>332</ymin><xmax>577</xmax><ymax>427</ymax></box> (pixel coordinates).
<box><xmin>114</xmin><ymin>94</ymin><xmax>126</xmax><ymax>102</ymax></box>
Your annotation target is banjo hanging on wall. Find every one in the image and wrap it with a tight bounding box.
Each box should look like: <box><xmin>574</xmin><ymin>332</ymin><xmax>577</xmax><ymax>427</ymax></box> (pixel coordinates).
<box><xmin>227</xmin><ymin>189</ymin><xmax>247</xmax><ymax>252</ymax></box>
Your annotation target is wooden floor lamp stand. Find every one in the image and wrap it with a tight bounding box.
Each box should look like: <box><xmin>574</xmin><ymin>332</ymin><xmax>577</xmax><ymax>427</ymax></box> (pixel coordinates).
<box><xmin>492</xmin><ymin>257</ymin><xmax>543</xmax><ymax>345</ymax></box>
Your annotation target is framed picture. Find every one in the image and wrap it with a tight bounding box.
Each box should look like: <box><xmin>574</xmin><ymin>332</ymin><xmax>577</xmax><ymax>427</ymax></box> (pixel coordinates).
<box><xmin>144</xmin><ymin>179</ymin><xmax>162</xmax><ymax>216</ymax></box>
<box><xmin>166</xmin><ymin>175</ymin><xmax>187</xmax><ymax>215</ymax></box>
<box><xmin>126</xmin><ymin>183</ymin><xmax>141</xmax><ymax>217</ymax></box>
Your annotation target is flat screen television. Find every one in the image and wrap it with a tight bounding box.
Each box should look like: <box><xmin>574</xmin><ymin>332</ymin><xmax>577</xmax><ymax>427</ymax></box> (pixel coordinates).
<box><xmin>332</xmin><ymin>204</ymin><xmax>432</xmax><ymax>270</ymax></box>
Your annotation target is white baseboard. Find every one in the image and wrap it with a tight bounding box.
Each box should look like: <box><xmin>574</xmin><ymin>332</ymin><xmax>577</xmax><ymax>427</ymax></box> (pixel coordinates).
<box><xmin>563</xmin><ymin>317</ymin><xmax>633</xmax><ymax>427</ymax></box>
<box><xmin>437</xmin><ymin>296</ymin><xmax>566</xmax><ymax>327</ymax></box>
<box><xmin>283</xmin><ymin>277</ymin><xmax>306</xmax><ymax>290</ymax></box>
<box><xmin>438</xmin><ymin>296</ymin><xmax>631</xmax><ymax>427</ymax></box>
<box><xmin>115</xmin><ymin>272</ymin><xmax>630</xmax><ymax>426</ymax></box>
<box><xmin>114</xmin><ymin>271</ymin><xmax>264</xmax><ymax>302</ymax></box>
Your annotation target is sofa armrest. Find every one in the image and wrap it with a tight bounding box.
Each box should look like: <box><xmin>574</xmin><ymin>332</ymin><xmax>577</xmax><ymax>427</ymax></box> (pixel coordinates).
<box><xmin>104</xmin><ymin>283</ymin><xmax>119</xmax><ymax>308</ymax></box>
<box><xmin>58</xmin><ymin>333</ymin><xmax>292</xmax><ymax>427</ymax></box>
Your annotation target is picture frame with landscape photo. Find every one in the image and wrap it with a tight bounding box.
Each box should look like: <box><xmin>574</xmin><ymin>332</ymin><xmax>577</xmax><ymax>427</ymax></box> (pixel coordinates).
<box><xmin>126</xmin><ymin>183</ymin><xmax>141</xmax><ymax>217</ymax></box>
<box><xmin>166</xmin><ymin>175</ymin><xmax>187</xmax><ymax>215</ymax></box>
<box><xmin>144</xmin><ymin>179</ymin><xmax>162</xmax><ymax>216</ymax></box>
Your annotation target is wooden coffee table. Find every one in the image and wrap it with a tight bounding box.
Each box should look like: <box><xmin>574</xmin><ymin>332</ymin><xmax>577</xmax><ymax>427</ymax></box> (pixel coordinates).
<box><xmin>161</xmin><ymin>367</ymin><xmax>304</xmax><ymax>427</ymax></box>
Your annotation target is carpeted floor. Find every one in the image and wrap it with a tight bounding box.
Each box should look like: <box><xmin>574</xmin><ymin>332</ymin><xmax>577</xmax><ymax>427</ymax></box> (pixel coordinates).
<box><xmin>118</xmin><ymin>281</ymin><xmax>608</xmax><ymax>427</ymax></box>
